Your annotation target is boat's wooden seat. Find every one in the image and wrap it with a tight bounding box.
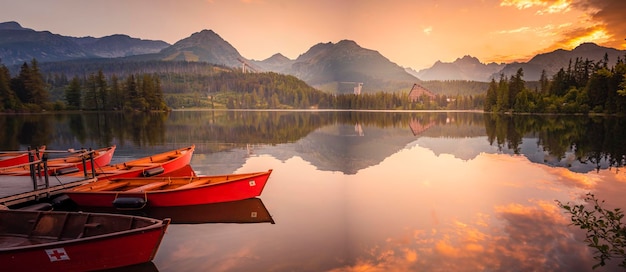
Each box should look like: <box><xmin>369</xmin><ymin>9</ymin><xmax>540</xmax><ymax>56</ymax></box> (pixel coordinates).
<box><xmin>94</xmin><ymin>182</ymin><xmax>130</xmax><ymax>191</ymax></box>
<box><xmin>124</xmin><ymin>163</ymin><xmax>154</xmax><ymax>167</ymax></box>
<box><xmin>125</xmin><ymin>181</ymin><xmax>169</xmax><ymax>193</ymax></box>
<box><xmin>63</xmin><ymin>156</ymin><xmax>84</xmax><ymax>163</ymax></box>
<box><xmin>176</xmin><ymin>179</ymin><xmax>211</xmax><ymax>190</ymax></box>
<box><xmin>74</xmin><ymin>182</ymin><xmax>129</xmax><ymax>192</ymax></box>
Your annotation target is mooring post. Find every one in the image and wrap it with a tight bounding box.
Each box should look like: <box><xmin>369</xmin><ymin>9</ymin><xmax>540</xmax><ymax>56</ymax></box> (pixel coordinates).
<box><xmin>43</xmin><ymin>153</ymin><xmax>49</xmax><ymax>193</ymax></box>
<box><xmin>89</xmin><ymin>148</ymin><xmax>96</xmax><ymax>179</ymax></box>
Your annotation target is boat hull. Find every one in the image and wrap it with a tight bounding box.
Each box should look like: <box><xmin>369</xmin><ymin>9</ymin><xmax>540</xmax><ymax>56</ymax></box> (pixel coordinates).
<box><xmin>0</xmin><ymin>153</ymin><xmax>30</xmax><ymax>168</ymax></box>
<box><xmin>0</xmin><ymin>147</ymin><xmax>45</xmax><ymax>168</ymax></box>
<box><xmin>65</xmin><ymin>169</ymin><xmax>272</xmax><ymax>207</ymax></box>
<box><xmin>63</xmin><ymin>145</ymin><xmax>195</xmax><ymax>181</ymax></box>
<box><xmin>0</xmin><ymin>146</ymin><xmax>116</xmax><ymax>176</ymax></box>
<box><xmin>0</xmin><ymin>210</ymin><xmax>169</xmax><ymax>272</ymax></box>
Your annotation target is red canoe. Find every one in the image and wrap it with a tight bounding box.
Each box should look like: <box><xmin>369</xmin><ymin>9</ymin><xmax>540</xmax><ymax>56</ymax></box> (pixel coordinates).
<box><xmin>0</xmin><ymin>146</ymin><xmax>46</xmax><ymax>168</ymax></box>
<box><xmin>64</xmin><ymin>169</ymin><xmax>272</xmax><ymax>208</ymax></box>
<box><xmin>60</xmin><ymin>145</ymin><xmax>195</xmax><ymax>181</ymax></box>
<box><xmin>0</xmin><ymin>209</ymin><xmax>170</xmax><ymax>272</ymax></box>
<box><xmin>0</xmin><ymin>146</ymin><xmax>116</xmax><ymax>176</ymax></box>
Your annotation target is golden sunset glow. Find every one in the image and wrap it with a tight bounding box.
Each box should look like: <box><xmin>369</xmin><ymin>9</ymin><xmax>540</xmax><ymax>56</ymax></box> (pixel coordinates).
<box><xmin>500</xmin><ymin>0</ymin><xmax>572</xmax><ymax>14</ymax></box>
<box><xmin>566</xmin><ymin>28</ymin><xmax>611</xmax><ymax>48</ymax></box>
<box><xmin>0</xmin><ymin>0</ymin><xmax>623</xmax><ymax>70</ymax></box>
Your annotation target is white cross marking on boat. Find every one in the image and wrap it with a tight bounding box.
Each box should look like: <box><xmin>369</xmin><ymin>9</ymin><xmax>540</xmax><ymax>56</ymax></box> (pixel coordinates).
<box><xmin>46</xmin><ymin>248</ymin><xmax>70</xmax><ymax>262</ymax></box>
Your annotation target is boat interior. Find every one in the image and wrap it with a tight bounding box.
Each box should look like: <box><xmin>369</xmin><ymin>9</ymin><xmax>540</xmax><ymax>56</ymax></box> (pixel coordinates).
<box><xmin>71</xmin><ymin>173</ymin><xmax>260</xmax><ymax>193</ymax></box>
<box><xmin>0</xmin><ymin>210</ymin><xmax>157</xmax><ymax>248</ymax></box>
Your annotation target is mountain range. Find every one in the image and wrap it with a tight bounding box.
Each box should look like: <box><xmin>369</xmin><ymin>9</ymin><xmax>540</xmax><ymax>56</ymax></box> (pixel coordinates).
<box><xmin>0</xmin><ymin>21</ymin><xmax>168</xmax><ymax>64</ymax></box>
<box><xmin>408</xmin><ymin>55</ymin><xmax>505</xmax><ymax>81</ymax></box>
<box><xmin>417</xmin><ymin>43</ymin><xmax>626</xmax><ymax>81</ymax></box>
<box><xmin>1</xmin><ymin>21</ymin><xmax>625</xmax><ymax>88</ymax></box>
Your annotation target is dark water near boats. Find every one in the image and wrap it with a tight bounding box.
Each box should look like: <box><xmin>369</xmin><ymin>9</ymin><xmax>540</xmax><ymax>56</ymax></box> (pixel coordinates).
<box><xmin>2</xmin><ymin>110</ymin><xmax>626</xmax><ymax>272</ymax></box>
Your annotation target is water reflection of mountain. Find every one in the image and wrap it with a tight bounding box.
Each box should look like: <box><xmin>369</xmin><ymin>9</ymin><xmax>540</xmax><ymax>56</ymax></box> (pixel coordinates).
<box><xmin>292</xmin><ymin>124</ymin><xmax>419</xmax><ymax>174</ymax></box>
<box><xmin>2</xmin><ymin>111</ymin><xmax>625</xmax><ymax>175</ymax></box>
<box><xmin>257</xmin><ymin>113</ymin><xmax>626</xmax><ymax>174</ymax></box>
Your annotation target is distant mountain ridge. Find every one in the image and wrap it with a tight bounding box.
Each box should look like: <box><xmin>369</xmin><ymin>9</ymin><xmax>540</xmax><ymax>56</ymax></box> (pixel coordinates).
<box><xmin>414</xmin><ymin>55</ymin><xmax>505</xmax><ymax>81</ymax></box>
<box><xmin>2</xmin><ymin>20</ymin><xmax>625</xmax><ymax>87</ymax></box>
<box><xmin>155</xmin><ymin>29</ymin><xmax>243</xmax><ymax>67</ymax></box>
<box><xmin>494</xmin><ymin>43</ymin><xmax>626</xmax><ymax>81</ymax></box>
<box><xmin>0</xmin><ymin>22</ymin><xmax>417</xmax><ymax>93</ymax></box>
<box><xmin>417</xmin><ymin>43</ymin><xmax>626</xmax><ymax>82</ymax></box>
<box><xmin>0</xmin><ymin>21</ymin><xmax>169</xmax><ymax>65</ymax></box>
<box><xmin>251</xmin><ymin>53</ymin><xmax>294</xmax><ymax>73</ymax></box>
<box><xmin>259</xmin><ymin>40</ymin><xmax>418</xmax><ymax>93</ymax></box>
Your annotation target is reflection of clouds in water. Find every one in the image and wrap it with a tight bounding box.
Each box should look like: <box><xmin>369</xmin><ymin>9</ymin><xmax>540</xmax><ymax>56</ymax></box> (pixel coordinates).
<box><xmin>330</xmin><ymin>201</ymin><xmax>599</xmax><ymax>272</ymax></box>
<box><xmin>157</xmin><ymin>225</ymin><xmax>264</xmax><ymax>272</ymax></box>
<box><xmin>161</xmin><ymin>140</ymin><xmax>626</xmax><ymax>271</ymax></box>
<box><xmin>546</xmin><ymin>166</ymin><xmax>600</xmax><ymax>190</ymax></box>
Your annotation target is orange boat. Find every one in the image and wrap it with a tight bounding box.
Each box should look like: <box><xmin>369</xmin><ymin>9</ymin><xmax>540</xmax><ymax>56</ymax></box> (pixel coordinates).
<box><xmin>0</xmin><ymin>146</ymin><xmax>116</xmax><ymax>176</ymax></box>
<box><xmin>64</xmin><ymin>169</ymin><xmax>272</xmax><ymax>208</ymax></box>
<box><xmin>59</xmin><ymin>145</ymin><xmax>195</xmax><ymax>181</ymax></box>
<box><xmin>0</xmin><ymin>146</ymin><xmax>45</xmax><ymax>168</ymax></box>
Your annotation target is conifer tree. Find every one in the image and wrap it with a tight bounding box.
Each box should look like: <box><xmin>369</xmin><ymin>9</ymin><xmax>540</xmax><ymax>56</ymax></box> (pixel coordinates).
<box><xmin>64</xmin><ymin>76</ymin><xmax>82</xmax><ymax>110</ymax></box>
<box><xmin>27</xmin><ymin>59</ymin><xmax>48</xmax><ymax>106</ymax></box>
<box><xmin>0</xmin><ymin>64</ymin><xmax>19</xmax><ymax>110</ymax></box>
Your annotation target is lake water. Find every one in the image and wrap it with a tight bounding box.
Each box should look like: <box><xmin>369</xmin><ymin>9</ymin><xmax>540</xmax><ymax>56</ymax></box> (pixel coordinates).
<box><xmin>2</xmin><ymin>110</ymin><xmax>625</xmax><ymax>272</ymax></box>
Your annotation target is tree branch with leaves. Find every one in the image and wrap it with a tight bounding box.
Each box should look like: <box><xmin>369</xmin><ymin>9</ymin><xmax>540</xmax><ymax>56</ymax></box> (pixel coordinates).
<box><xmin>556</xmin><ymin>193</ymin><xmax>626</xmax><ymax>269</ymax></box>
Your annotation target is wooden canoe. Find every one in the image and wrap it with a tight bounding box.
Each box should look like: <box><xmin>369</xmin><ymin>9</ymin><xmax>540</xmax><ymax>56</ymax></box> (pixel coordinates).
<box><xmin>59</xmin><ymin>145</ymin><xmax>195</xmax><ymax>181</ymax></box>
<box><xmin>0</xmin><ymin>209</ymin><xmax>170</xmax><ymax>271</ymax></box>
<box><xmin>0</xmin><ymin>146</ymin><xmax>116</xmax><ymax>176</ymax></box>
<box><xmin>64</xmin><ymin>169</ymin><xmax>272</xmax><ymax>208</ymax></box>
<box><xmin>0</xmin><ymin>146</ymin><xmax>46</xmax><ymax>168</ymax></box>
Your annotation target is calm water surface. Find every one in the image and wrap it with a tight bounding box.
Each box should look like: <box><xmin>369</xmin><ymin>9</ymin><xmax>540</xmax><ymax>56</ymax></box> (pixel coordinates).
<box><xmin>2</xmin><ymin>110</ymin><xmax>625</xmax><ymax>272</ymax></box>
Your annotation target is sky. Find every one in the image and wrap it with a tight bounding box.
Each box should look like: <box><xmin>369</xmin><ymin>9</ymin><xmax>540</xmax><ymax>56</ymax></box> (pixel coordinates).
<box><xmin>0</xmin><ymin>0</ymin><xmax>624</xmax><ymax>70</ymax></box>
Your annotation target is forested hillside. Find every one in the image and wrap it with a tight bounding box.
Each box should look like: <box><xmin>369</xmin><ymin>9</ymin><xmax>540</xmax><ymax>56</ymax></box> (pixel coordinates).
<box><xmin>1</xmin><ymin>58</ymin><xmax>484</xmax><ymax>111</ymax></box>
<box><xmin>420</xmin><ymin>80</ymin><xmax>490</xmax><ymax>96</ymax></box>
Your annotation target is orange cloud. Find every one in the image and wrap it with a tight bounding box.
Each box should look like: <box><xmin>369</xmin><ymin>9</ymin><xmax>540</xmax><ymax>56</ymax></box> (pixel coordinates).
<box><xmin>547</xmin><ymin>24</ymin><xmax>612</xmax><ymax>51</ymax></box>
<box><xmin>549</xmin><ymin>0</ymin><xmax>626</xmax><ymax>49</ymax></box>
<box><xmin>500</xmin><ymin>0</ymin><xmax>572</xmax><ymax>14</ymax></box>
<box><xmin>499</xmin><ymin>0</ymin><xmax>625</xmax><ymax>52</ymax></box>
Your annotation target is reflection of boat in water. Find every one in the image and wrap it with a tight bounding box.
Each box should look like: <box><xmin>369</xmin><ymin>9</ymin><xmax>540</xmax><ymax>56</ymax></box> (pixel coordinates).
<box><xmin>99</xmin><ymin>261</ymin><xmax>159</xmax><ymax>272</ymax></box>
<box><xmin>79</xmin><ymin>198</ymin><xmax>274</xmax><ymax>225</ymax></box>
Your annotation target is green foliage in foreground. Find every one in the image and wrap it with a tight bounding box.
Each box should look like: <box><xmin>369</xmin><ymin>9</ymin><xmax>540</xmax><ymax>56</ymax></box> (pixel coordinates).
<box><xmin>556</xmin><ymin>193</ymin><xmax>626</xmax><ymax>269</ymax></box>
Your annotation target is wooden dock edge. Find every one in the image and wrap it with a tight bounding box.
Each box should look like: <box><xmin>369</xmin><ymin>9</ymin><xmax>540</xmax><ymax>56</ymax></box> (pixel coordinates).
<box><xmin>0</xmin><ymin>178</ymin><xmax>96</xmax><ymax>207</ymax></box>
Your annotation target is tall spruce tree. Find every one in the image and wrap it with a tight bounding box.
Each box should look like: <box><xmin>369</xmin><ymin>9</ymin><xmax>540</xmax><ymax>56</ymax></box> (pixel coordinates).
<box><xmin>27</xmin><ymin>59</ymin><xmax>48</xmax><ymax>105</ymax></box>
<box><xmin>0</xmin><ymin>64</ymin><xmax>19</xmax><ymax>110</ymax></box>
<box><xmin>64</xmin><ymin>76</ymin><xmax>82</xmax><ymax>110</ymax></box>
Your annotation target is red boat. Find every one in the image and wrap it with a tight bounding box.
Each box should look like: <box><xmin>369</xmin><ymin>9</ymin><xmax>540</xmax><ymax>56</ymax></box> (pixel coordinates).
<box><xmin>64</xmin><ymin>169</ymin><xmax>272</xmax><ymax>208</ymax></box>
<box><xmin>0</xmin><ymin>209</ymin><xmax>170</xmax><ymax>272</ymax></box>
<box><xmin>59</xmin><ymin>145</ymin><xmax>195</xmax><ymax>181</ymax></box>
<box><xmin>0</xmin><ymin>146</ymin><xmax>116</xmax><ymax>176</ymax></box>
<box><xmin>0</xmin><ymin>146</ymin><xmax>45</xmax><ymax>168</ymax></box>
